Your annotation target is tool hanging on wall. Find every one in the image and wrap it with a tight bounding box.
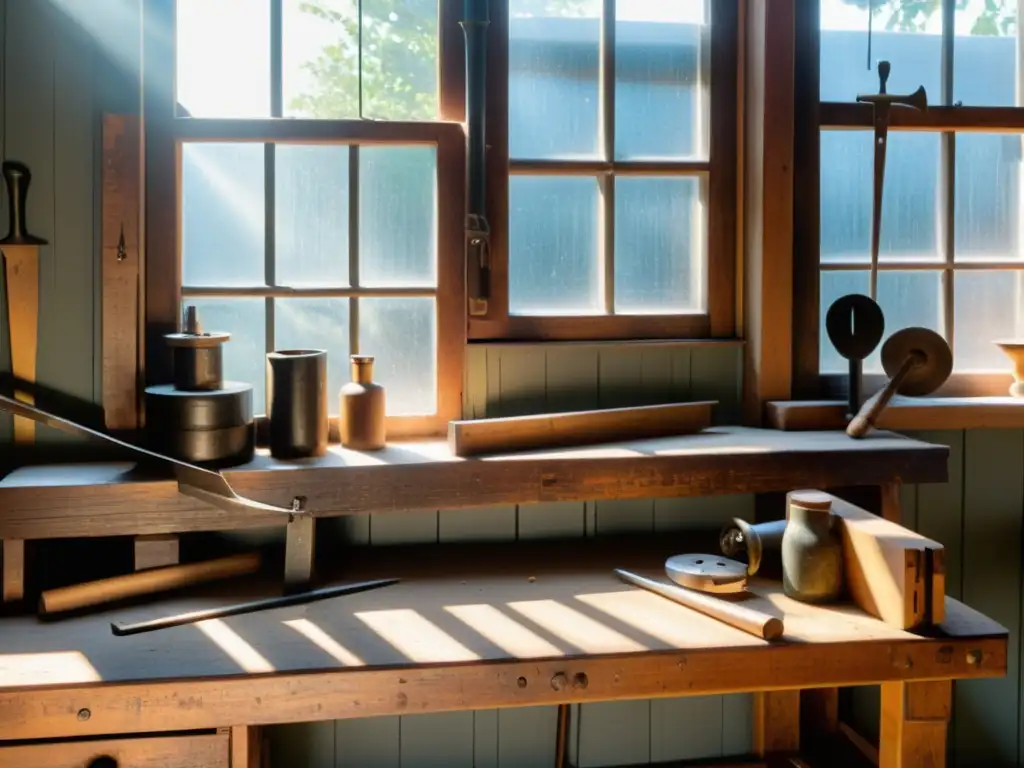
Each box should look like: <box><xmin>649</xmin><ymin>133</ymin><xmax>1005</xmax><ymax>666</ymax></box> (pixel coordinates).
<box><xmin>856</xmin><ymin>61</ymin><xmax>928</xmax><ymax>300</ymax></box>
<box><xmin>462</xmin><ymin>0</ymin><xmax>491</xmax><ymax>316</ymax></box>
<box><xmin>847</xmin><ymin>326</ymin><xmax>952</xmax><ymax>438</ymax></box>
<box><xmin>1</xmin><ymin>161</ymin><xmax>47</xmax><ymax>446</ymax></box>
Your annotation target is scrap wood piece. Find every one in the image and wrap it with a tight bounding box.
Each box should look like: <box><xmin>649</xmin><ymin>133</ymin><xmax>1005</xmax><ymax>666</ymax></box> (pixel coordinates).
<box><xmin>448</xmin><ymin>401</ymin><xmax>716</xmax><ymax>457</ymax></box>
<box><xmin>794</xmin><ymin>492</ymin><xmax>945</xmax><ymax>630</ymax></box>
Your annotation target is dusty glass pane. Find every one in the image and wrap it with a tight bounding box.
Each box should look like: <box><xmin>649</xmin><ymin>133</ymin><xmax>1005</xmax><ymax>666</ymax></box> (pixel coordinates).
<box><xmin>359</xmin><ymin>147</ymin><xmax>437</xmax><ymax>287</ymax></box>
<box><xmin>820</xmin><ymin>131</ymin><xmax>940</xmax><ymax>263</ymax></box>
<box><xmin>182</xmin><ymin>143</ymin><xmax>266</xmax><ymax>287</ymax></box>
<box><xmin>358</xmin><ymin>298</ymin><xmax>436</xmax><ymax>415</ymax></box>
<box><xmin>176</xmin><ymin>0</ymin><xmax>270</xmax><ymax>118</ymax></box>
<box><xmin>186</xmin><ymin>298</ymin><xmax>267</xmax><ymax>411</ymax></box>
<box><xmin>276</xmin><ymin>298</ymin><xmax>350</xmax><ymax>410</ymax></box>
<box><xmin>509</xmin><ymin>0</ymin><xmax>601</xmax><ymax>160</ymax></box>
<box><xmin>283</xmin><ymin>0</ymin><xmax>438</xmax><ymax>120</ymax></box>
<box><xmin>276</xmin><ymin>146</ymin><xmax>349</xmax><ymax>286</ymax></box>
<box><xmin>614</xmin><ymin>177</ymin><xmax>704</xmax><ymax>313</ymax></box>
<box><xmin>954</xmin><ymin>271</ymin><xmax>1024</xmax><ymax>371</ymax></box>
<box><xmin>819</xmin><ymin>0</ymin><xmax>941</xmax><ymax>103</ymax></box>
<box><xmin>955</xmin><ymin>133</ymin><xmax>1022</xmax><ymax>261</ymax></box>
<box><xmin>819</xmin><ymin>270</ymin><xmax>944</xmax><ymax>374</ymax></box>
<box><xmin>953</xmin><ymin>1</ymin><xmax>1018</xmax><ymax>106</ymax></box>
<box><xmin>615</xmin><ymin>0</ymin><xmax>706</xmax><ymax>160</ymax></box>
<box><xmin>509</xmin><ymin>176</ymin><xmax>601</xmax><ymax>315</ymax></box>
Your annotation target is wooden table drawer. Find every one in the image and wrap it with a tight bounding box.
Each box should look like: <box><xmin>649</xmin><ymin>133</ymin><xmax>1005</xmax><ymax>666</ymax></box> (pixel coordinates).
<box><xmin>0</xmin><ymin>732</ymin><xmax>229</xmax><ymax>768</ymax></box>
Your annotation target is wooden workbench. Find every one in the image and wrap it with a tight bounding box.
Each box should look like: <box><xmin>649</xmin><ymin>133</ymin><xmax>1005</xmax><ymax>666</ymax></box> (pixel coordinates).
<box><xmin>0</xmin><ymin>539</ymin><xmax>1006</xmax><ymax>767</ymax></box>
<box><xmin>0</xmin><ymin>427</ymin><xmax>948</xmax><ymax>539</ymax></box>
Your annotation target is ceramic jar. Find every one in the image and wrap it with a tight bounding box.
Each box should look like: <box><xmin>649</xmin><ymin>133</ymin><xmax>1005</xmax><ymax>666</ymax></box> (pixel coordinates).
<box><xmin>339</xmin><ymin>355</ymin><xmax>386</xmax><ymax>450</ymax></box>
<box><xmin>781</xmin><ymin>490</ymin><xmax>843</xmax><ymax>603</ymax></box>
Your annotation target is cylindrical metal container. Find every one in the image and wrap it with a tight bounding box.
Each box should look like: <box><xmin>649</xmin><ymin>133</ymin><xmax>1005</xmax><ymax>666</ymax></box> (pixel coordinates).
<box><xmin>267</xmin><ymin>349</ymin><xmax>329</xmax><ymax>459</ymax></box>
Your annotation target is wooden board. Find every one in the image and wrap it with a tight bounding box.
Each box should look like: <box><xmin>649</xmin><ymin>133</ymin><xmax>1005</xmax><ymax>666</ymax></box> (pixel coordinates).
<box><xmin>448</xmin><ymin>401</ymin><xmax>716</xmax><ymax>457</ymax></box>
<box><xmin>0</xmin><ymin>539</ymin><xmax>1006</xmax><ymax>741</ymax></box>
<box><xmin>101</xmin><ymin>114</ymin><xmax>141</xmax><ymax>431</ymax></box>
<box><xmin>0</xmin><ymin>732</ymin><xmax>230</xmax><ymax>768</ymax></box>
<box><xmin>0</xmin><ymin>427</ymin><xmax>949</xmax><ymax>540</ymax></box>
<box><xmin>821</xmin><ymin>494</ymin><xmax>945</xmax><ymax>630</ymax></box>
<box><xmin>766</xmin><ymin>398</ymin><xmax>1024</xmax><ymax>432</ymax></box>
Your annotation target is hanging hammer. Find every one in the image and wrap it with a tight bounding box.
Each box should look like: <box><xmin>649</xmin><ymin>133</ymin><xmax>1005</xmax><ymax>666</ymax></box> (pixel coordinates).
<box><xmin>856</xmin><ymin>62</ymin><xmax>928</xmax><ymax>300</ymax></box>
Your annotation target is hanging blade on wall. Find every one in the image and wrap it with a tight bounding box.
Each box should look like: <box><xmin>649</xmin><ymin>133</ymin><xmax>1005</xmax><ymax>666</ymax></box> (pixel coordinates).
<box><xmin>462</xmin><ymin>0</ymin><xmax>491</xmax><ymax>316</ymax></box>
<box><xmin>856</xmin><ymin>61</ymin><xmax>927</xmax><ymax>300</ymax></box>
<box><xmin>0</xmin><ymin>392</ymin><xmax>304</xmax><ymax>519</ymax></box>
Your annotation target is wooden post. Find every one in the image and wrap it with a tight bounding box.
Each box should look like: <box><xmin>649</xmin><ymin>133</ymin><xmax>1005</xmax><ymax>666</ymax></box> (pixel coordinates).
<box><xmin>879</xmin><ymin>680</ymin><xmax>951</xmax><ymax>768</ymax></box>
<box><xmin>754</xmin><ymin>689</ymin><xmax>800</xmax><ymax>757</ymax></box>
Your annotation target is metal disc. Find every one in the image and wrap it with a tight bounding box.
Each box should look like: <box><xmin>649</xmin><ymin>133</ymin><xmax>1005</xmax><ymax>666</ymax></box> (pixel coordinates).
<box><xmin>880</xmin><ymin>327</ymin><xmax>953</xmax><ymax>397</ymax></box>
<box><xmin>665</xmin><ymin>553</ymin><xmax>748</xmax><ymax>594</ymax></box>
<box><xmin>145</xmin><ymin>382</ymin><xmax>254</xmax><ymax>430</ymax></box>
<box><xmin>825</xmin><ymin>294</ymin><xmax>885</xmax><ymax>361</ymax></box>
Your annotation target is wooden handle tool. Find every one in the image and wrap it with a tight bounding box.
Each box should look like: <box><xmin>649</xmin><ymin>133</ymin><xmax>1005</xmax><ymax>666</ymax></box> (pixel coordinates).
<box><xmin>39</xmin><ymin>552</ymin><xmax>263</xmax><ymax>615</ymax></box>
<box><xmin>847</xmin><ymin>327</ymin><xmax>952</xmax><ymax>438</ymax></box>
<box><xmin>614</xmin><ymin>568</ymin><xmax>784</xmax><ymax>641</ymax></box>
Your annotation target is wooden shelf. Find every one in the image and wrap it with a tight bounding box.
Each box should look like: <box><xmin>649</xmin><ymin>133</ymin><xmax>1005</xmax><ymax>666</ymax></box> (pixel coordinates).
<box><xmin>0</xmin><ymin>427</ymin><xmax>948</xmax><ymax>540</ymax></box>
<box><xmin>0</xmin><ymin>538</ymin><xmax>1006</xmax><ymax>741</ymax></box>
<box><xmin>766</xmin><ymin>397</ymin><xmax>1024</xmax><ymax>432</ymax></box>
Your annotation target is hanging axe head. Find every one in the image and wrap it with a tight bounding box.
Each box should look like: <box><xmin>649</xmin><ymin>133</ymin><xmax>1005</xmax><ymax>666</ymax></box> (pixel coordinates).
<box><xmin>0</xmin><ymin>161</ymin><xmax>47</xmax><ymax>246</ymax></box>
<box><xmin>856</xmin><ymin>60</ymin><xmax>928</xmax><ymax>112</ymax></box>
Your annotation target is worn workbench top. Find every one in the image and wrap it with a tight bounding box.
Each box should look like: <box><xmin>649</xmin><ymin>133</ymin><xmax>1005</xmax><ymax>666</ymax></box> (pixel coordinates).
<box><xmin>0</xmin><ymin>538</ymin><xmax>1003</xmax><ymax>740</ymax></box>
<box><xmin>0</xmin><ymin>427</ymin><xmax>948</xmax><ymax>539</ymax></box>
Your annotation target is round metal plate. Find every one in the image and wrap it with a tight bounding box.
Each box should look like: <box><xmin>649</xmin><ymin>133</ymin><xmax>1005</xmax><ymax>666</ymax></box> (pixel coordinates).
<box><xmin>665</xmin><ymin>553</ymin><xmax>748</xmax><ymax>594</ymax></box>
<box><xmin>880</xmin><ymin>327</ymin><xmax>953</xmax><ymax>397</ymax></box>
<box><xmin>825</xmin><ymin>294</ymin><xmax>885</xmax><ymax>361</ymax></box>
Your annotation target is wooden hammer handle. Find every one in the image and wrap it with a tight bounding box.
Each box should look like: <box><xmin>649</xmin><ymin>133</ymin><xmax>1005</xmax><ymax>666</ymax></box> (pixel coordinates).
<box><xmin>614</xmin><ymin>569</ymin><xmax>783</xmax><ymax>640</ymax></box>
<box><xmin>846</xmin><ymin>352</ymin><xmax>921</xmax><ymax>439</ymax></box>
<box><xmin>39</xmin><ymin>552</ymin><xmax>262</xmax><ymax>614</ymax></box>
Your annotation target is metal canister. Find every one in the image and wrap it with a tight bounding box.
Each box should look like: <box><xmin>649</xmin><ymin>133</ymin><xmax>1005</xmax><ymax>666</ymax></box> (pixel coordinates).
<box><xmin>267</xmin><ymin>349</ymin><xmax>329</xmax><ymax>459</ymax></box>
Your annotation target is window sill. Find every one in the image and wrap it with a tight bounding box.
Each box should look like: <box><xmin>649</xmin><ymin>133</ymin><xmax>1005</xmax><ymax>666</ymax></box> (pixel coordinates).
<box><xmin>766</xmin><ymin>397</ymin><xmax>1024</xmax><ymax>432</ymax></box>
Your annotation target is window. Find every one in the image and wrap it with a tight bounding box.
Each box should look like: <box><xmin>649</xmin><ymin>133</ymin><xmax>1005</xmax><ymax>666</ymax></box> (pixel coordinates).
<box><xmin>470</xmin><ymin>0</ymin><xmax>738</xmax><ymax>341</ymax></box>
<box><xmin>811</xmin><ymin>0</ymin><xmax>1024</xmax><ymax>396</ymax></box>
<box><xmin>143</xmin><ymin>0</ymin><xmax>464</xmax><ymax>437</ymax></box>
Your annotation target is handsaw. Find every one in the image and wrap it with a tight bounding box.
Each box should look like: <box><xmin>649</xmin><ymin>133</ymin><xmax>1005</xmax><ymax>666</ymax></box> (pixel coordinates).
<box><xmin>856</xmin><ymin>61</ymin><xmax>927</xmax><ymax>300</ymax></box>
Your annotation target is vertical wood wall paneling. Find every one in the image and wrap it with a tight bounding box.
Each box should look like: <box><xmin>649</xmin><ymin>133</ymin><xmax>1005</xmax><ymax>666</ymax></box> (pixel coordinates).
<box><xmin>335</xmin><ymin>716</ymin><xmax>400</xmax><ymax>768</ymax></box>
<box><xmin>957</xmin><ymin>429</ymin><xmax>1023</xmax><ymax>766</ymax></box>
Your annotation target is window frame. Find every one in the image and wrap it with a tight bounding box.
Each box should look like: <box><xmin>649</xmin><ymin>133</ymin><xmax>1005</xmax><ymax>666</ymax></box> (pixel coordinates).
<box><xmin>142</xmin><ymin>0</ymin><xmax>466</xmax><ymax>439</ymax></box>
<box><xmin>793</xmin><ymin>0</ymin><xmax>1024</xmax><ymax>399</ymax></box>
<box><xmin>468</xmin><ymin>0</ymin><xmax>739</xmax><ymax>342</ymax></box>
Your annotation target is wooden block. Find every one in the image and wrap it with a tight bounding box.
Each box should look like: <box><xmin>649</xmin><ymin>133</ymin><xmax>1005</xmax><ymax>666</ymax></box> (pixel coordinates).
<box><xmin>813</xmin><ymin>493</ymin><xmax>945</xmax><ymax>630</ymax></box>
<box><xmin>448</xmin><ymin>401</ymin><xmax>716</xmax><ymax>457</ymax></box>
<box><xmin>2</xmin><ymin>539</ymin><xmax>24</xmax><ymax>602</ymax></box>
<box><xmin>134</xmin><ymin>534</ymin><xmax>179</xmax><ymax>571</ymax></box>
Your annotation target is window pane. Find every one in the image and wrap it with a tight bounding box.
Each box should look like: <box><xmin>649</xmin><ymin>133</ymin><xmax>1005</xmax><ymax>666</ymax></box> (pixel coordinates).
<box><xmin>820</xmin><ymin>131</ymin><xmax>940</xmax><ymax>263</ymax></box>
<box><xmin>955</xmin><ymin>133</ymin><xmax>1022</xmax><ymax>261</ymax></box>
<box><xmin>186</xmin><ymin>298</ymin><xmax>267</xmax><ymax>411</ymax></box>
<box><xmin>819</xmin><ymin>270</ymin><xmax>944</xmax><ymax>374</ymax></box>
<box><xmin>953</xmin><ymin>2</ymin><xmax>1018</xmax><ymax>106</ymax></box>
<box><xmin>283</xmin><ymin>0</ymin><xmax>439</xmax><ymax>120</ymax></box>
<box><xmin>182</xmin><ymin>144</ymin><xmax>266</xmax><ymax>287</ymax></box>
<box><xmin>509</xmin><ymin>0</ymin><xmax>601</xmax><ymax>160</ymax></box>
<box><xmin>954</xmin><ymin>271</ymin><xmax>1024</xmax><ymax>371</ymax></box>
<box><xmin>358</xmin><ymin>298</ymin><xmax>436</xmax><ymax>415</ymax></box>
<box><xmin>276</xmin><ymin>298</ymin><xmax>350</xmax><ymax>409</ymax></box>
<box><xmin>509</xmin><ymin>176</ymin><xmax>601</xmax><ymax>314</ymax></box>
<box><xmin>614</xmin><ymin>177</ymin><xmax>703</xmax><ymax>313</ymax></box>
<box><xmin>615</xmin><ymin>0</ymin><xmax>706</xmax><ymax>160</ymax></box>
<box><xmin>176</xmin><ymin>0</ymin><xmax>270</xmax><ymax>118</ymax></box>
<box><xmin>359</xmin><ymin>147</ymin><xmax>437</xmax><ymax>287</ymax></box>
<box><xmin>276</xmin><ymin>146</ymin><xmax>349</xmax><ymax>286</ymax></box>
<box><xmin>820</xmin><ymin>1</ymin><xmax>941</xmax><ymax>103</ymax></box>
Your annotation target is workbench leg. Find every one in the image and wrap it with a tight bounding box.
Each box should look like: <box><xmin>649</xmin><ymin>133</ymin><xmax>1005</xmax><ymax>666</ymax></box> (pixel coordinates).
<box><xmin>2</xmin><ymin>539</ymin><xmax>24</xmax><ymax>602</ymax></box>
<box><xmin>754</xmin><ymin>690</ymin><xmax>800</xmax><ymax>758</ymax></box>
<box><xmin>134</xmin><ymin>534</ymin><xmax>179</xmax><ymax>570</ymax></box>
<box><xmin>879</xmin><ymin>680</ymin><xmax>951</xmax><ymax>768</ymax></box>
<box><xmin>880</xmin><ymin>481</ymin><xmax>902</xmax><ymax>523</ymax></box>
<box><xmin>800</xmin><ymin>687</ymin><xmax>838</xmax><ymax>748</ymax></box>
<box><xmin>229</xmin><ymin>725</ymin><xmax>264</xmax><ymax>768</ymax></box>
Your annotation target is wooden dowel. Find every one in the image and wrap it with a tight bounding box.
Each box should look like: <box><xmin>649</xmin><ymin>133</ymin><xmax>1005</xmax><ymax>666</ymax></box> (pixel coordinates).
<box><xmin>39</xmin><ymin>552</ymin><xmax>262</xmax><ymax>615</ymax></box>
<box><xmin>614</xmin><ymin>568</ymin><xmax>784</xmax><ymax>641</ymax></box>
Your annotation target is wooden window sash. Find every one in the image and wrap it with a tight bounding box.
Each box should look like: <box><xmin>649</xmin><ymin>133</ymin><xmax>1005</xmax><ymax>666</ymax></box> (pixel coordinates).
<box><xmin>143</xmin><ymin>0</ymin><xmax>465</xmax><ymax>439</ymax></box>
<box><xmin>470</xmin><ymin>0</ymin><xmax>738</xmax><ymax>342</ymax></box>
<box><xmin>793</xmin><ymin>0</ymin><xmax>1024</xmax><ymax>399</ymax></box>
